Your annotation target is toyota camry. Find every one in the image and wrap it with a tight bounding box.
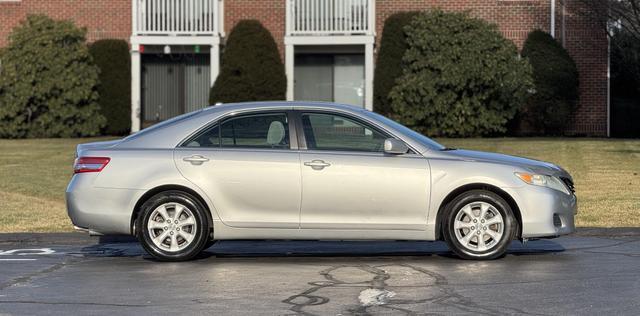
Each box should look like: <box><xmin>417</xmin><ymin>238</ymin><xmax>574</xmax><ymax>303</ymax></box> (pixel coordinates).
<box><xmin>66</xmin><ymin>102</ymin><xmax>576</xmax><ymax>261</ymax></box>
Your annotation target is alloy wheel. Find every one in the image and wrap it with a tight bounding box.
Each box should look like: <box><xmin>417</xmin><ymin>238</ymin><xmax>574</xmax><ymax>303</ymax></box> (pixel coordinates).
<box><xmin>147</xmin><ymin>203</ymin><xmax>198</xmax><ymax>252</ymax></box>
<box><xmin>453</xmin><ymin>201</ymin><xmax>505</xmax><ymax>252</ymax></box>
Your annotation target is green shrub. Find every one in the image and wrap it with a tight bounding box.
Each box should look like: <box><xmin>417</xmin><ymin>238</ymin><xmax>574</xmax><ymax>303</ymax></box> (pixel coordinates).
<box><xmin>373</xmin><ymin>12</ymin><xmax>419</xmax><ymax>116</ymax></box>
<box><xmin>89</xmin><ymin>39</ymin><xmax>131</xmax><ymax>135</ymax></box>
<box><xmin>389</xmin><ymin>10</ymin><xmax>533</xmax><ymax>137</ymax></box>
<box><xmin>520</xmin><ymin>30</ymin><xmax>579</xmax><ymax>135</ymax></box>
<box><xmin>0</xmin><ymin>15</ymin><xmax>105</xmax><ymax>138</ymax></box>
<box><xmin>209</xmin><ymin>20</ymin><xmax>286</xmax><ymax>104</ymax></box>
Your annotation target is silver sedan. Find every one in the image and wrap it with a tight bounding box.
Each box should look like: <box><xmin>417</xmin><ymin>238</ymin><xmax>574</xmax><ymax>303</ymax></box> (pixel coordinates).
<box><xmin>66</xmin><ymin>102</ymin><xmax>576</xmax><ymax>261</ymax></box>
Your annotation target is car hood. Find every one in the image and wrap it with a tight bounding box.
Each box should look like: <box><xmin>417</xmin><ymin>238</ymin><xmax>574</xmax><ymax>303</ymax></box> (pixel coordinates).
<box><xmin>442</xmin><ymin>149</ymin><xmax>571</xmax><ymax>178</ymax></box>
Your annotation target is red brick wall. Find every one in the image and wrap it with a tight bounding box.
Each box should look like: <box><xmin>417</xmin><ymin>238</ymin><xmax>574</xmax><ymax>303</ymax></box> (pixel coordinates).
<box><xmin>0</xmin><ymin>0</ymin><xmax>131</xmax><ymax>47</ymax></box>
<box><xmin>561</xmin><ymin>1</ymin><xmax>609</xmax><ymax>135</ymax></box>
<box><xmin>0</xmin><ymin>0</ymin><xmax>608</xmax><ymax>135</ymax></box>
<box><xmin>223</xmin><ymin>0</ymin><xmax>287</xmax><ymax>59</ymax></box>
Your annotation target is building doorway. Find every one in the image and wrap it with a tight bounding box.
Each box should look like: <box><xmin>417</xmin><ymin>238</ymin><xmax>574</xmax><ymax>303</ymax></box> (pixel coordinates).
<box><xmin>294</xmin><ymin>53</ymin><xmax>365</xmax><ymax>108</ymax></box>
<box><xmin>141</xmin><ymin>53</ymin><xmax>211</xmax><ymax>127</ymax></box>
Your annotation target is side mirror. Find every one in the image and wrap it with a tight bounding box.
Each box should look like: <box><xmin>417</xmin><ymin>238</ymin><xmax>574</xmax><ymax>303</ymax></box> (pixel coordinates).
<box><xmin>384</xmin><ymin>138</ymin><xmax>409</xmax><ymax>155</ymax></box>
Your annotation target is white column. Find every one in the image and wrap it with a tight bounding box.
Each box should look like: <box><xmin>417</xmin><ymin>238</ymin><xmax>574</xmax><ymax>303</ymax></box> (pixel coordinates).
<box><xmin>607</xmin><ymin>34</ymin><xmax>611</xmax><ymax>137</ymax></box>
<box><xmin>210</xmin><ymin>44</ymin><xmax>220</xmax><ymax>88</ymax></box>
<box><xmin>131</xmin><ymin>44</ymin><xmax>142</xmax><ymax>133</ymax></box>
<box><xmin>368</xmin><ymin>0</ymin><xmax>376</xmax><ymax>36</ymax></box>
<box><xmin>285</xmin><ymin>43</ymin><xmax>295</xmax><ymax>101</ymax></box>
<box><xmin>218</xmin><ymin>0</ymin><xmax>225</xmax><ymax>37</ymax></box>
<box><xmin>550</xmin><ymin>0</ymin><xmax>556</xmax><ymax>38</ymax></box>
<box><xmin>285</xmin><ymin>0</ymin><xmax>292</xmax><ymax>36</ymax></box>
<box><xmin>132</xmin><ymin>0</ymin><xmax>138</xmax><ymax>35</ymax></box>
<box><xmin>364</xmin><ymin>42</ymin><xmax>374</xmax><ymax>111</ymax></box>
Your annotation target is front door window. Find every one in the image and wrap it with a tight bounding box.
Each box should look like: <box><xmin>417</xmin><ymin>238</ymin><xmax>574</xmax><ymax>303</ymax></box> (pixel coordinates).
<box><xmin>301</xmin><ymin>113</ymin><xmax>387</xmax><ymax>152</ymax></box>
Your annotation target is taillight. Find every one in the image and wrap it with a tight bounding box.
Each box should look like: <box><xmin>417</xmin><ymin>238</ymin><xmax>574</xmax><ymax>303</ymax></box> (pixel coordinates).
<box><xmin>74</xmin><ymin>157</ymin><xmax>111</xmax><ymax>174</ymax></box>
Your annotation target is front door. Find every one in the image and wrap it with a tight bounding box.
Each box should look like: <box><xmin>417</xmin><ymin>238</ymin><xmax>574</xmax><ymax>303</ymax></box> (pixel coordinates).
<box><xmin>174</xmin><ymin>112</ymin><xmax>301</xmax><ymax>228</ymax></box>
<box><xmin>297</xmin><ymin>112</ymin><xmax>431</xmax><ymax>230</ymax></box>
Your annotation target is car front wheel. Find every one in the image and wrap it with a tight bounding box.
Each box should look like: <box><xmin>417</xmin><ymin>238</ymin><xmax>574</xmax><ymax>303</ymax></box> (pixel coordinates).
<box><xmin>137</xmin><ymin>191</ymin><xmax>210</xmax><ymax>261</ymax></box>
<box><xmin>443</xmin><ymin>190</ymin><xmax>517</xmax><ymax>260</ymax></box>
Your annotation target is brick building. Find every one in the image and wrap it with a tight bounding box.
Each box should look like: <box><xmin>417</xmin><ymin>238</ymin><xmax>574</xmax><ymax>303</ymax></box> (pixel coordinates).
<box><xmin>0</xmin><ymin>0</ymin><xmax>609</xmax><ymax>135</ymax></box>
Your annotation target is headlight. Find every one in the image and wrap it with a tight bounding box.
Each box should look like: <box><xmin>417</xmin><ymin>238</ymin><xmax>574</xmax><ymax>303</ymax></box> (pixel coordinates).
<box><xmin>515</xmin><ymin>172</ymin><xmax>571</xmax><ymax>195</ymax></box>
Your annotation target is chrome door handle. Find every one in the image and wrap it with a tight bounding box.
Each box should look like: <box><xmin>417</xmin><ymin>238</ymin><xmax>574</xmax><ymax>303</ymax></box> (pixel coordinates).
<box><xmin>183</xmin><ymin>155</ymin><xmax>210</xmax><ymax>165</ymax></box>
<box><xmin>304</xmin><ymin>160</ymin><xmax>331</xmax><ymax>170</ymax></box>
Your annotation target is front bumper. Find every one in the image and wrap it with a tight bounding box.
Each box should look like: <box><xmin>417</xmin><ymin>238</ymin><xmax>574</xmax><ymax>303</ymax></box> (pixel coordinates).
<box><xmin>503</xmin><ymin>185</ymin><xmax>577</xmax><ymax>238</ymax></box>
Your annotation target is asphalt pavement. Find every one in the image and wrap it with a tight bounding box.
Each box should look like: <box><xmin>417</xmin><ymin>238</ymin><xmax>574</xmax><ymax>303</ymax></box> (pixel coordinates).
<box><xmin>0</xmin><ymin>229</ymin><xmax>639</xmax><ymax>315</ymax></box>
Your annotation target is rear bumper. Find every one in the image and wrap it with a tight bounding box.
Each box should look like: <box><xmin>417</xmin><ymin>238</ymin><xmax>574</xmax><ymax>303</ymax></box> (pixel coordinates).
<box><xmin>66</xmin><ymin>174</ymin><xmax>143</xmax><ymax>235</ymax></box>
<box><xmin>503</xmin><ymin>185</ymin><xmax>577</xmax><ymax>238</ymax></box>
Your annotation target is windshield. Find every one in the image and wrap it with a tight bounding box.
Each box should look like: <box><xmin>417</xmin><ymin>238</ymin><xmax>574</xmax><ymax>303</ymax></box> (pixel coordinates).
<box><xmin>368</xmin><ymin>111</ymin><xmax>445</xmax><ymax>151</ymax></box>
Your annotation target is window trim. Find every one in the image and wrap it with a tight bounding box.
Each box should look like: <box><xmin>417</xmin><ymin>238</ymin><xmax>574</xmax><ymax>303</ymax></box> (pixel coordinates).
<box><xmin>178</xmin><ymin>110</ymin><xmax>299</xmax><ymax>151</ymax></box>
<box><xmin>295</xmin><ymin>110</ymin><xmax>395</xmax><ymax>153</ymax></box>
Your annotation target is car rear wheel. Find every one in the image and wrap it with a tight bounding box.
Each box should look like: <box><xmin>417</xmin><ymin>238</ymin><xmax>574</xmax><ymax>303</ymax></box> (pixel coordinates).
<box><xmin>443</xmin><ymin>190</ymin><xmax>516</xmax><ymax>260</ymax></box>
<box><xmin>137</xmin><ymin>191</ymin><xmax>210</xmax><ymax>261</ymax></box>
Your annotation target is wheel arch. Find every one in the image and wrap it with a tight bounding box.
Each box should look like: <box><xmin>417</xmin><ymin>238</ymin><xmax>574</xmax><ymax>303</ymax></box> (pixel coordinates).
<box><xmin>130</xmin><ymin>184</ymin><xmax>214</xmax><ymax>237</ymax></box>
<box><xmin>434</xmin><ymin>183</ymin><xmax>522</xmax><ymax>240</ymax></box>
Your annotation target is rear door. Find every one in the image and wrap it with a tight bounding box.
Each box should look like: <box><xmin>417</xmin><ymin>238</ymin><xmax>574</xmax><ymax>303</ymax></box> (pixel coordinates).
<box><xmin>174</xmin><ymin>111</ymin><xmax>301</xmax><ymax>228</ymax></box>
<box><xmin>296</xmin><ymin>111</ymin><xmax>431</xmax><ymax>231</ymax></box>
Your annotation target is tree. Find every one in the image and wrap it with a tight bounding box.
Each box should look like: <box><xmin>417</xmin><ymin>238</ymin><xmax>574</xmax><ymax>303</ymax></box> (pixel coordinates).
<box><xmin>373</xmin><ymin>12</ymin><xmax>419</xmax><ymax>116</ymax></box>
<box><xmin>209</xmin><ymin>20</ymin><xmax>286</xmax><ymax>104</ymax></box>
<box><xmin>575</xmin><ymin>0</ymin><xmax>640</xmax><ymax>42</ymax></box>
<box><xmin>576</xmin><ymin>0</ymin><xmax>640</xmax><ymax>137</ymax></box>
<box><xmin>89</xmin><ymin>39</ymin><xmax>131</xmax><ymax>135</ymax></box>
<box><xmin>389</xmin><ymin>10</ymin><xmax>534</xmax><ymax>137</ymax></box>
<box><xmin>611</xmin><ymin>30</ymin><xmax>640</xmax><ymax>98</ymax></box>
<box><xmin>519</xmin><ymin>30</ymin><xmax>579</xmax><ymax>135</ymax></box>
<box><xmin>610</xmin><ymin>27</ymin><xmax>640</xmax><ymax>137</ymax></box>
<box><xmin>0</xmin><ymin>15</ymin><xmax>105</xmax><ymax>138</ymax></box>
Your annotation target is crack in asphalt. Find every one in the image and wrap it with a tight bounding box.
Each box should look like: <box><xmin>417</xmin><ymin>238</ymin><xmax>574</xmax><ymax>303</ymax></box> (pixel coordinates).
<box><xmin>282</xmin><ymin>263</ymin><xmax>547</xmax><ymax>316</ymax></box>
<box><xmin>583</xmin><ymin>250</ymin><xmax>640</xmax><ymax>257</ymax></box>
<box><xmin>0</xmin><ymin>300</ymin><xmax>149</xmax><ymax>308</ymax></box>
<box><xmin>563</xmin><ymin>238</ymin><xmax>640</xmax><ymax>253</ymax></box>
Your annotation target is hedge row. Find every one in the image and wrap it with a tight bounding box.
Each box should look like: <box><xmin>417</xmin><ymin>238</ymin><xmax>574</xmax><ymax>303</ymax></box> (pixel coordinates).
<box><xmin>1</xmin><ymin>13</ymin><xmax>581</xmax><ymax>139</ymax></box>
<box><xmin>374</xmin><ymin>11</ymin><xmax>580</xmax><ymax>137</ymax></box>
<box><xmin>386</xmin><ymin>10</ymin><xmax>534</xmax><ymax>137</ymax></box>
<box><xmin>89</xmin><ymin>39</ymin><xmax>132</xmax><ymax>136</ymax></box>
<box><xmin>209</xmin><ymin>20</ymin><xmax>286</xmax><ymax>104</ymax></box>
<box><xmin>0</xmin><ymin>15</ymin><xmax>105</xmax><ymax>138</ymax></box>
<box><xmin>0</xmin><ymin>15</ymin><xmax>132</xmax><ymax>138</ymax></box>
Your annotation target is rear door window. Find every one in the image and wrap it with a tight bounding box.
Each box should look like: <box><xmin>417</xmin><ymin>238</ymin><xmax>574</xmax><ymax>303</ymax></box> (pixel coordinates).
<box><xmin>220</xmin><ymin>113</ymin><xmax>290</xmax><ymax>149</ymax></box>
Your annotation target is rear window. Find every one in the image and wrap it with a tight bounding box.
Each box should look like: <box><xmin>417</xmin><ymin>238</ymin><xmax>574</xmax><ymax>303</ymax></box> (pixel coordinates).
<box><xmin>124</xmin><ymin>110</ymin><xmax>203</xmax><ymax>142</ymax></box>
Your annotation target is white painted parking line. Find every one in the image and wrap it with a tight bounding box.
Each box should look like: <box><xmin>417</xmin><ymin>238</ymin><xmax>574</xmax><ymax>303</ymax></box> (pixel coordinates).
<box><xmin>0</xmin><ymin>259</ymin><xmax>37</xmax><ymax>261</ymax></box>
<box><xmin>0</xmin><ymin>248</ymin><xmax>56</xmax><ymax>256</ymax></box>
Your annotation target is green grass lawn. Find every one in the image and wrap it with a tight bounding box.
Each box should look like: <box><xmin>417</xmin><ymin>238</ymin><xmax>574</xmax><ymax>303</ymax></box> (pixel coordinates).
<box><xmin>0</xmin><ymin>137</ymin><xmax>639</xmax><ymax>232</ymax></box>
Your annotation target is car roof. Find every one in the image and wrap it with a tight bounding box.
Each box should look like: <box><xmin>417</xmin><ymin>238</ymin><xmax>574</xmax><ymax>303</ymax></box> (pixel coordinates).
<box><xmin>201</xmin><ymin>101</ymin><xmax>368</xmax><ymax>114</ymax></box>
<box><xmin>117</xmin><ymin>101</ymin><xmax>441</xmax><ymax>153</ymax></box>
<box><xmin>119</xmin><ymin>101</ymin><xmax>370</xmax><ymax>149</ymax></box>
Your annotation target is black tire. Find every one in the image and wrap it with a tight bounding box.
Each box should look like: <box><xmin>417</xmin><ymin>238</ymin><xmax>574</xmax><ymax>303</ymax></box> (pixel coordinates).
<box><xmin>442</xmin><ymin>190</ymin><xmax>517</xmax><ymax>260</ymax></box>
<box><xmin>136</xmin><ymin>190</ymin><xmax>210</xmax><ymax>261</ymax></box>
